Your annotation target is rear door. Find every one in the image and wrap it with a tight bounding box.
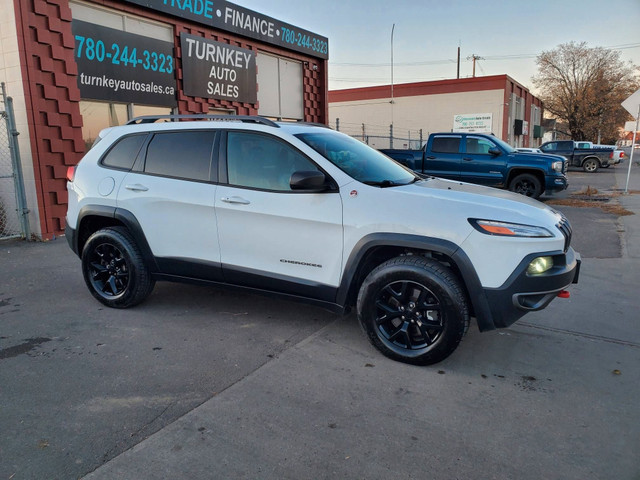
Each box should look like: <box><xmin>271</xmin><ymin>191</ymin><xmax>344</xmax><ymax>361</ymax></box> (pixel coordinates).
<box><xmin>459</xmin><ymin>135</ymin><xmax>507</xmax><ymax>186</ymax></box>
<box><xmin>117</xmin><ymin>129</ymin><xmax>222</xmax><ymax>280</ymax></box>
<box><xmin>423</xmin><ymin>135</ymin><xmax>462</xmax><ymax>179</ymax></box>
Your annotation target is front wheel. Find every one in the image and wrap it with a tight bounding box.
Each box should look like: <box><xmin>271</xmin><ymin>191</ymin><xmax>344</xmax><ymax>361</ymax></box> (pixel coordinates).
<box><xmin>81</xmin><ymin>227</ymin><xmax>155</xmax><ymax>308</ymax></box>
<box><xmin>508</xmin><ymin>173</ymin><xmax>542</xmax><ymax>198</ymax></box>
<box><xmin>357</xmin><ymin>256</ymin><xmax>469</xmax><ymax>366</ymax></box>
<box><xmin>582</xmin><ymin>158</ymin><xmax>599</xmax><ymax>173</ymax></box>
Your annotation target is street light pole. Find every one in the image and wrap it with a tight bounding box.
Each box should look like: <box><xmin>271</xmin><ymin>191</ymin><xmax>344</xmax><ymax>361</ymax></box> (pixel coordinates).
<box><xmin>390</xmin><ymin>23</ymin><xmax>395</xmax><ymax>149</ymax></box>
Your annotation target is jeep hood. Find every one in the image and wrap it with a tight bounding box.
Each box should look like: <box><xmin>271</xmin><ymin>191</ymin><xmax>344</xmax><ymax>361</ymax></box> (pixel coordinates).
<box><xmin>392</xmin><ymin>176</ymin><xmax>562</xmax><ymax>226</ymax></box>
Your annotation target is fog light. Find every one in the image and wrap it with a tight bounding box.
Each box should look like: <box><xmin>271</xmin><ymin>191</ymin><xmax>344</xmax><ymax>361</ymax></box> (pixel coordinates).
<box><xmin>527</xmin><ymin>256</ymin><xmax>553</xmax><ymax>275</ymax></box>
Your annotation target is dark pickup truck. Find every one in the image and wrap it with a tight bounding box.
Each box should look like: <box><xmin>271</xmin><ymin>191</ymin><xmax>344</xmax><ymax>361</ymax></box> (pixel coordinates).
<box><xmin>539</xmin><ymin>140</ymin><xmax>613</xmax><ymax>173</ymax></box>
<box><xmin>380</xmin><ymin>132</ymin><xmax>568</xmax><ymax>199</ymax></box>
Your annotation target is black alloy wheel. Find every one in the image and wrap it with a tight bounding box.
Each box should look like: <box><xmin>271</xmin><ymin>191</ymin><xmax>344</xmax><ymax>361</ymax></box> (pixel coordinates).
<box><xmin>509</xmin><ymin>173</ymin><xmax>542</xmax><ymax>198</ymax></box>
<box><xmin>357</xmin><ymin>256</ymin><xmax>469</xmax><ymax>365</ymax></box>
<box><xmin>374</xmin><ymin>280</ymin><xmax>445</xmax><ymax>353</ymax></box>
<box><xmin>81</xmin><ymin>227</ymin><xmax>155</xmax><ymax>308</ymax></box>
<box><xmin>86</xmin><ymin>242</ymin><xmax>130</xmax><ymax>300</ymax></box>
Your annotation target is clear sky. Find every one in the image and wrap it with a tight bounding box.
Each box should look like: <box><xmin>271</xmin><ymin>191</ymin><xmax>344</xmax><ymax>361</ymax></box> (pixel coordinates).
<box><xmin>232</xmin><ymin>0</ymin><xmax>640</xmax><ymax>93</ymax></box>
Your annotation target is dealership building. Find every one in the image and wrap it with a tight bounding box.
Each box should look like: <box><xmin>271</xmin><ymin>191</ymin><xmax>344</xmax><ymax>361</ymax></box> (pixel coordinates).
<box><xmin>329</xmin><ymin>75</ymin><xmax>543</xmax><ymax>150</ymax></box>
<box><xmin>0</xmin><ymin>0</ymin><xmax>329</xmax><ymax>240</ymax></box>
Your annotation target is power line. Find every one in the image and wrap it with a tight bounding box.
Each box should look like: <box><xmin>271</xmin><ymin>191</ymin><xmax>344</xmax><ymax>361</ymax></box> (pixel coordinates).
<box><xmin>330</xmin><ymin>42</ymin><xmax>640</xmax><ymax>68</ymax></box>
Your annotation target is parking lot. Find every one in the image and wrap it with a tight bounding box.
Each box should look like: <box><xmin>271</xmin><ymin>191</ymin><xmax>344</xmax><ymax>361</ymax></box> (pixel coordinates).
<box><xmin>1</xmin><ymin>164</ymin><xmax>639</xmax><ymax>479</ymax></box>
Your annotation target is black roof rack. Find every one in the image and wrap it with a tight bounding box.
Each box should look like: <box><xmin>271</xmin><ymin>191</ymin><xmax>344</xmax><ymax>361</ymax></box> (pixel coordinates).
<box><xmin>126</xmin><ymin>114</ymin><xmax>280</xmax><ymax>127</ymax></box>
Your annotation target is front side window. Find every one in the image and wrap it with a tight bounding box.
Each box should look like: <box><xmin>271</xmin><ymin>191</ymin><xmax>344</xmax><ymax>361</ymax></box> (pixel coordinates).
<box><xmin>101</xmin><ymin>134</ymin><xmax>146</xmax><ymax>170</ymax></box>
<box><xmin>296</xmin><ymin>131</ymin><xmax>416</xmax><ymax>186</ymax></box>
<box><xmin>144</xmin><ymin>131</ymin><xmax>215</xmax><ymax>182</ymax></box>
<box><xmin>541</xmin><ymin>142</ymin><xmax>557</xmax><ymax>152</ymax></box>
<box><xmin>431</xmin><ymin>136</ymin><xmax>461</xmax><ymax>154</ymax></box>
<box><xmin>227</xmin><ymin>132</ymin><xmax>319</xmax><ymax>191</ymax></box>
<box><xmin>466</xmin><ymin>136</ymin><xmax>496</xmax><ymax>154</ymax></box>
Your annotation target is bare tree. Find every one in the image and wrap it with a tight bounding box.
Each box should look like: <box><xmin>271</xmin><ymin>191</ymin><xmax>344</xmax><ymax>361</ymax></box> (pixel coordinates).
<box><xmin>533</xmin><ymin>42</ymin><xmax>639</xmax><ymax>144</ymax></box>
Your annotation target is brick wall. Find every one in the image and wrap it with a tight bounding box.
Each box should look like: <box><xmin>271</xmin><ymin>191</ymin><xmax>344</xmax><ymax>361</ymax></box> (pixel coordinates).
<box><xmin>14</xmin><ymin>0</ymin><xmax>328</xmax><ymax>239</ymax></box>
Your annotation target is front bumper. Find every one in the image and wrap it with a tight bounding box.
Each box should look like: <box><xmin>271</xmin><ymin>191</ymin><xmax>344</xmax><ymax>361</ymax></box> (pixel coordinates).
<box><xmin>545</xmin><ymin>174</ymin><xmax>569</xmax><ymax>193</ymax></box>
<box><xmin>482</xmin><ymin>247</ymin><xmax>580</xmax><ymax>328</ymax></box>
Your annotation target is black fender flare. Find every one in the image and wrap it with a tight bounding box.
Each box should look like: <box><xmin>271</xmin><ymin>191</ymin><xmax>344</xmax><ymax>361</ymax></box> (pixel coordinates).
<box><xmin>75</xmin><ymin>205</ymin><xmax>158</xmax><ymax>272</ymax></box>
<box><xmin>336</xmin><ymin>233</ymin><xmax>496</xmax><ymax>331</ymax></box>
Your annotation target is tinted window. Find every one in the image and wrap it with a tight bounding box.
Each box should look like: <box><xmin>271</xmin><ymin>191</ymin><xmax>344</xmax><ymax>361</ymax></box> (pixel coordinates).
<box><xmin>101</xmin><ymin>135</ymin><xmax>146</xmax><ymax>170</ymax></box>
<box><xmin>144</xmin><ymin>131</ymin><xmax>215</xmax><ymax>182</ymax></box>
<box><xmin>466</xmin><ymin>136</ymin><xmax>496</xmax><ymax>154</ymax></box>
<box><xmin>227</xmin><ymin>132</ymin><xmax>320</xmax><ymax>191</ymax></box>
<box><xmin>431</xmin><ymin>136</ymin><xmax>461</xmax><ymax>154</ymax></box>
<box><xmin>558</xmin><ymin>141</ymin><xmax>574</xmax><ymax>150</ymax></box>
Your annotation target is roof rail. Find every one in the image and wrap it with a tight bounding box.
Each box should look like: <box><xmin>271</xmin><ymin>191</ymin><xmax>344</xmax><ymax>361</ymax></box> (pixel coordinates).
<box><xmin>126</xmin><ymin>114</ymin><xmax>280</xmax><ymax>127</ymax></box>
<box><xmin>292</xmin><ymin>121</ymin><xmax>333</xmax><ymax>129</ymax></box>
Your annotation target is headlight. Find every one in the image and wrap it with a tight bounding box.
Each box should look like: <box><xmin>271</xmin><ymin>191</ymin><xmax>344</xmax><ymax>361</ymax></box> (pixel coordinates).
<box><xmin>469</xmin><ymin>219</ymin><xmax>554</xmax><ymax>237</ymax></box>
<box><xmin>552</xmin><ymin>161</ymin><xmax>563</xmax><ymax>172</ymax></box>
<box><xmin>527</xmin><ymin>256</ymin><xmax>554</xmax><ymax>274</ymax></box>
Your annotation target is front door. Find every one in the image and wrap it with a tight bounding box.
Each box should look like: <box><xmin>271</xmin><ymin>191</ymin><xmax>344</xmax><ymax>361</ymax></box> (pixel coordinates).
<box><xmin>215</xmin><ymin>130</ymin><xmax>343</xmax><ymax>302</ymax></box>
<box><xmin>459</xmin><ymin>135</ymin><xmax>507</xmax><ymax>186</ymax></box>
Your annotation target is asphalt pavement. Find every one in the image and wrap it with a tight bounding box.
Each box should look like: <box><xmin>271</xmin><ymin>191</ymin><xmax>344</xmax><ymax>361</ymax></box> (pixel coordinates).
<box><xmin>1</xmin><ymin>163</ymin><xmax>639</xmax><ymax>480</ymax></box>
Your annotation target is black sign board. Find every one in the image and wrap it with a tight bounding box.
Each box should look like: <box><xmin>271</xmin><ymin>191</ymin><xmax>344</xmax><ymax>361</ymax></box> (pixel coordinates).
<box><xmin>72</xmin><ymin>20</ymin><xmax>177</xmax><ymax>107</ymax></box>
<box><xmin>122</xmin><ymin>0</ymin><xmax>328</xmax><ymax>60</ymax></box>
<box><xmin>180</xmin><ymin>33</ymin><xmax>257</xmax><ymax>103</ymax></box>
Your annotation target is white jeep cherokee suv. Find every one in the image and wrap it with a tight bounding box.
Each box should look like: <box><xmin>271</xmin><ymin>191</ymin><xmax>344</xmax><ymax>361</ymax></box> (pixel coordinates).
<box><xmin>66</xmin><ymin>115</ymin><xmax>580</xmax><ymax>365</ymax></box>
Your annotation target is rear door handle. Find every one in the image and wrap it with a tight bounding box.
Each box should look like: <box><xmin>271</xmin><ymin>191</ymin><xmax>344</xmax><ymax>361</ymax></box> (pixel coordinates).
<box><xmin>125</xmin><ymin>184</ymin><xmax>149</xmax><ymax>192</ymax></box>
<box><xmin>463</xmin><ymin>157</ymin><xmax>473</xmax><ymax>161</ymax></box>
<box><xmin>221</xmin><ymin>196</ymin><xmax>251</xmax><ymax>205</ymax></box>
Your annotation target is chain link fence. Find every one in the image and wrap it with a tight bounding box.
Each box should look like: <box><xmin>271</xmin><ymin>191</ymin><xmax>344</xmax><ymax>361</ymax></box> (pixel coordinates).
<box><xmin>1</xmin><ymin>83</ymin><xmax>29</xmax><ymax>240</ymax></box>
<box><xmin>329</xmin><ymin>119</ymin><xmax>425</xmax><ymax>150</ymax></box>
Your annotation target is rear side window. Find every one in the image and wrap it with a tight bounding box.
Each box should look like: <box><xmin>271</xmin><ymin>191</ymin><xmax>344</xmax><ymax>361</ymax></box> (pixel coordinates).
<box><xmin>144</xmin><ymin>131</ymin><xmax>215</xmax><ymax>182</ymax></box>
<box><xmin>101</xmin><ymin>135</ymin><xmax>146</xmax><ymax>170</ymax></box>
<box><xmin>558</xmin><ymin>141</ymin><xmax>574</xmax><ymax>150</ymax></box>
<box><xmin>431</xmin><ymin>136</ymin><xmax>461</xmax><ymax>154</ymax></box>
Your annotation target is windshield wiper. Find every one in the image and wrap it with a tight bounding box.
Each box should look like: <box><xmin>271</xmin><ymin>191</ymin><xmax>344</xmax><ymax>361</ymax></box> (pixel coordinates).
<box><xmin>363</xmin><ymin>178</ymin><xmax>417</xmax><ymax>188</ymax></box>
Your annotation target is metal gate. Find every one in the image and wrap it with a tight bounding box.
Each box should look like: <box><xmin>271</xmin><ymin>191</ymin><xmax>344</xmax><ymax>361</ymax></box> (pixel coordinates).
<box><xmin>0</xmin><ymin>82</ymin><xmax>29</xmax><ymax>240</ymax></box>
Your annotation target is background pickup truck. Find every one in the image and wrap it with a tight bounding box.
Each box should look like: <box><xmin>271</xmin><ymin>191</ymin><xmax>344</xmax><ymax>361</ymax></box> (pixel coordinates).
<box><xmin>380</xmin><ymin>132</ymin><xmax>568</xmax><ymax>199</ymax></box>
<box><xmin>539</xmin><ymin>140</ymin><xmax>614</xmax><ymax>172</ymax></box>
<box><xmin>575</xmin><ymin>141</ymin><xmax>624</xmax><ymax>167</ymax></box>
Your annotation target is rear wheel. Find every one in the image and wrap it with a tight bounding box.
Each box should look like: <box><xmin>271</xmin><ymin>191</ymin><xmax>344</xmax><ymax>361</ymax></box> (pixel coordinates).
<box><xmin>508</xmin><ymin>173</ymin><xmax>542</xmax><ymax>198</ymax></box>
<box><xmin>582</xmin><ymin>158</ymin><xmax>599</xmax><ymax>173</ymax></box>
<box><xmin>81</xmin><ymin>227</ymin><xmax>155</xmax><ymax>308</ymax></box>
<box><xmin>357</xmin><ymin>256</ymin><xmax>469</xmax><ymax>366</ymax></box>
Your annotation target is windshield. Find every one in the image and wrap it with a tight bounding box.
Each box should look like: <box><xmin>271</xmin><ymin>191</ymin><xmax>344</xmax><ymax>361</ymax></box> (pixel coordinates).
<box><xmin>490</xmin><ymin>135</ymin><xmax>516</xmax><ymax>153</ymax></box>
<box><xmin>295</xmin><ymin>131</ymin><xmax>417</xmax><ymax>185</ymax></box>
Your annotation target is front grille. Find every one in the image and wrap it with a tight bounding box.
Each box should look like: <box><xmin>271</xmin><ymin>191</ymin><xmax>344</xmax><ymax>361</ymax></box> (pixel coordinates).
<box><xmin>556</xmin><ymin>212</ymin><xmax>572</xmax><ymax>252</ymax></box>
<box><xmin>563</xmin><ymin>159</ymin><xmax>569</xmax><ymax>173</ymax></box>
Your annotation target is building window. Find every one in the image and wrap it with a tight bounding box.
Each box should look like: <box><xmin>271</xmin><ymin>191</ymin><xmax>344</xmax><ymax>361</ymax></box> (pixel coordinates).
<box><xmin>257</xmin><ymin>53</ymin><xmax>303</xmax><ymax>120</ymax></box>
<box><xmin>79</xmin><ymin>101</ymin><xmax>128</xmax><ymax>149</ymax></box>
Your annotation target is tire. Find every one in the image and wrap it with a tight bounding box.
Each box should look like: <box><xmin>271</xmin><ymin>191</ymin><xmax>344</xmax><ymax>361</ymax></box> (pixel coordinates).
<box><xmin>357</xmin><ymin>256</ymin><xmax>469</xmax><ymax>366</ymax></box>
<box><xmin>582</xmin><ymin>158</ymin><xmax>599</xmax><ymax>173</ymax></box>
<box><xmin>81</xmin><ymin>226</ymin><xmax>155</xmax><ymax>308</ymax></box>
<box><xmin>508</xmin><ymin>173</ymin><xmax>542</xmax><ymax>198</ymax></box>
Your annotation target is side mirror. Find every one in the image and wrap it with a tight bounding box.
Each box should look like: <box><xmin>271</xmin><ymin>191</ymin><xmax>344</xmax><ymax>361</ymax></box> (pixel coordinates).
<box><xmin>290</xmin><ymin>170</ymin><xmax>327</xmax><ymax>191</ymax></box>
<box><xmin>488</xmin><ymin>147</ymin><xmax>501</xmax><ymax>156</ymax></box>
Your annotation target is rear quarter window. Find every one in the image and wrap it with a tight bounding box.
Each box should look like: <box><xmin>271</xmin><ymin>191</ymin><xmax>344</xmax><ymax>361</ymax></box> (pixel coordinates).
<box><xmin>100</xmin><ymin>134</ymin><xmax>146</xmax><ymax>170</ymax></box>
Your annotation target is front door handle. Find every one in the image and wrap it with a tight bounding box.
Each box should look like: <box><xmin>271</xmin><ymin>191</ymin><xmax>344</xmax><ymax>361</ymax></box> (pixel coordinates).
<box><xmin>463</xmin><ymin>157</ymin><xmax>474</xmax><ymax>161</ymax></box>
<box><xmin>221</xmin><ymin>196</ymin><xmax>251</xmax><ymax>205</ymax></box>
<box><xmin>125</xmin><ymin>184</ymin><xmax>149</xmax><ymax>192</ymax></box>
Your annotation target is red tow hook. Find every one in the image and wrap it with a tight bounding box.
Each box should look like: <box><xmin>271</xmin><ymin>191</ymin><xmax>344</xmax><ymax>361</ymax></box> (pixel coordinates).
<box><xmin>557</xmin><ymin>290</ymin><xmax>571</xmax><ymax>299</ymax></box>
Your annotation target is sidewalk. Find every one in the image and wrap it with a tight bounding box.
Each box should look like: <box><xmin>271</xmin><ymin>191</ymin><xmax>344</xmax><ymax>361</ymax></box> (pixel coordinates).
<box><xmin>615</xmin><ymin>162</ymin><xmax>640</xmax><ymax>258</ymax></box>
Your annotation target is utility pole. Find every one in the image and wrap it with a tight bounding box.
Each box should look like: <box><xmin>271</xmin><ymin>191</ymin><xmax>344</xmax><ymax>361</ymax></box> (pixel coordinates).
<box><xmin>456</xmin><ymin>46</ymin><xmax>460</xmax><ymax>79</ymax></box>
<box><xmin>467</xmin><ymin>54</ymin><xmax>483</xmax><ymax>77</ymax></box>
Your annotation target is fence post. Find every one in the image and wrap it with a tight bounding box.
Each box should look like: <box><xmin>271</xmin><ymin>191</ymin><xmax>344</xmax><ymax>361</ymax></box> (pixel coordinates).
<box><xmin>390</xmin><ymin>124</ymin><xmax>393</xmax><ymax>149</ymax></box>
<box><xmin>362</xmin><ymin>123</ymin><xmax>365</xmax><ymax>142</ymax></box>
<box><xmin>2</xmin><ymin>83</ymin><xmax>30</xmax><ymax>239</ymax></box>
<box><xmin>336</xmin><ymin>118</ymin><xmax>340</xmax><ymax>132</ymax></box>
<box><xmin>420</xmin><ymin>129</ymin><xmax>423</xmax><ymax>146</ymax></box>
